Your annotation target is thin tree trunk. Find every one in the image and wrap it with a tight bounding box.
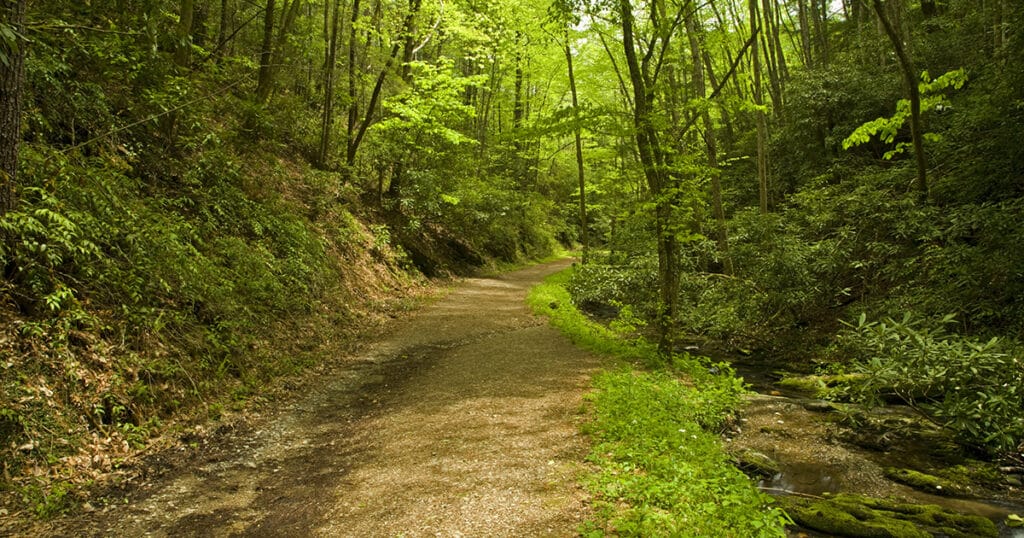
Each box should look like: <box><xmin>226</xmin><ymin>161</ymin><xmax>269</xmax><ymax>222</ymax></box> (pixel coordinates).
<box><xmin>686</xmin><ymin>8</ymin><xmax>731</xmax><ymax>274</ymax></box>
<box><xmin>749</xmin><ymin>0</ymin><xmax>769</xmax><ymax>214</ymax></box>
<box><xmin>871</xmin><ymin>0</ymin><xmax>927</xmax><ymax>196</ymax></box>
<box><xmin>798</xmin><ymin>0</ymin><xmax>813</xmax><ymax>68</ymax></box>
<box><xmin>618</xmin><ymin>0</ymin><xmax>678</xmax><ymax>353</ymax></box>
<box><xmin>256</xmin><ymin>0</ymin><xmax>276</xmax><ymax>102</ymax></box>
<box><xmin>345</xmin><ymin>0</ymin><xmax>361</xmax><ymax>176</ymax></box>
<box><xmin>812</xmin><ymin>0</ymin><xmax>829</xmax><ymax>65</ymax></box>
<box><xmin>768</xmin><ymin>0</ymin><xmax>789</xmax><ymax>81</ymax></box>
<box><xmin>175</xmin><ymin>0</ymin><xmax>195</xmax><ymax>68</ymax></box>
<box><xmin>1</xmin><ymin>0</ymin><xmax>27</xmax><ymax>218</ymax></box>
<box><xmin>564</xmin><ymin>35</ymin><xmax>588</xmax><ymax>264</ymax></box>
<box><xmin>217</xmin><ymin>0</ymin><xmax>232</xmax><ymax>61</ymax></box>
<box><xmin>386</xmin><ymin>0</ymin><xmax>423</xmax><ymax>200</ymax></box>
<box><xmin>346</xmin><ymin>0</ymin><xmax>421</xmax><ymax>173</ymax></box>
<box><xmin>318</xmin><ymin>0</ymin><xmax>342</xmax><ymax>168</ymax></box>
<box><xmin>760</xmin><ymin>0</ymin><xmax>782</xmax><ymax>112</ymax></box>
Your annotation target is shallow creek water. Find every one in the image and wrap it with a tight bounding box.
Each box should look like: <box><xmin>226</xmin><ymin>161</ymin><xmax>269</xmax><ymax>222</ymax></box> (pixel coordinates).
<box><xmin>725</xmin><ymin>355</ymin><xmax>1024</xmax><ymax>538</ymax></box>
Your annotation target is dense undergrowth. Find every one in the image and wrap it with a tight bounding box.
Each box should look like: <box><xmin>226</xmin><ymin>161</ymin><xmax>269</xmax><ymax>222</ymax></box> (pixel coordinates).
<box><xmin>0</xmin><ymin>139</ymin><xmax>428</xmax><ymax>517</ymax></box>
<box><xmin>529</xmin><ymin>268</ymin><xmax>788</xmax><ymax>537</ymax></box>
<box><xmin>567</xmin><ymin>4</ymin><xmax>1024</xmax><ymax>461</ymax></box>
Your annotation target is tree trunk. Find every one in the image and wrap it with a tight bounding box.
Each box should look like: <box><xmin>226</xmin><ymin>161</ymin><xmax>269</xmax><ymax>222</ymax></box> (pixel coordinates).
<box><xmin>317</xmin><ymin>0</ymin><xmax>342</xmax><ymax>168</ymax></box>
<box><xmin>871</xmin><ymin>0</ymin><xmax>927</xmax><ymax>196</ymax></box>
<box><xmin>798</xmin><ymin>0</ymin><xmax>813</xmax><ymax>68</ymax></box>
<box><xmin>257</xmin><ymin>0</ymin><xmax>303</xmax><ymax>102</ymax></box>
<box><xmin>217</xmin><ymin>0</ymin><xmax>232</xmax><ymax>60</ymax></box>
<box><xmin>346</xmin><ymin>0</ymin><xmax>421</xmax><ymax>174</ymax></box>
<box><xmin>686</xmin><ymin>8</ymin><xmax>732</xmax><ymax>274</ymax></box>
<box><xmin>618</xmin><ymin>0</ymin><xmax>678</xmax><ymax>353</ymax></box>
<box><xmin>386</xmin><ymin>0</ymin><xmax>423</xmax><ymax>200</ymax></box>
<box><xmin>0</xmin><ymin>0</ymin><xmax>27</xmax><ymax>218</ymax></box>
<box><xmin>564</xmin><ymin>36</ymin><xmax>588</xmax><ymax>264</ymax></box>
<box><xmin>345</xmin><ymin>0</ymin><xmax>361</xmax><ymax>177</ymax></box>
<box><xmin>749</xmin><ymin>0</ymin><xmax>769</xmax><ymax>214</ymax></box>
<box><xmin>256</xmin><ymin>0</ymin><xmax>276</xmax><ymax>102</ymax></box>
<box><xmin>760</xmin><ymin>0</ymin><xmax>783</xmax><ymax>112</ymax></box>
<box><xmin>174</xmin><ymin>0</ymin><xmax>195</xmax><ymax>68</ymax></box>
<box><xmin>812</xmin><ymin>0</ymin><xmax>829</xmax><ymax>65</ymax></box>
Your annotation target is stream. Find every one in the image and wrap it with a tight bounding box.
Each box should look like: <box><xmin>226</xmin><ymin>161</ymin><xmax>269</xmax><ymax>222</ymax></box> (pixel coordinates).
<box><xmin>725</xmin><ymin>354</ymin><xmax>1024</xmax><ymax>538</ymax></box>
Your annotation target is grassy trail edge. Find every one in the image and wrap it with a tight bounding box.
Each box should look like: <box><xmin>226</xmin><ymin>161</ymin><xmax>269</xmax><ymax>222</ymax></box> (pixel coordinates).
<box><xmin>527</xmin><ymin>266</ymin><xmax>789</xmax><ymax>537</ymax></box>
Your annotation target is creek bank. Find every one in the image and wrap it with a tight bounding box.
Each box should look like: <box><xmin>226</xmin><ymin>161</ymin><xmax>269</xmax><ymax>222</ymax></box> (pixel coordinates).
<box><xmin>723</xmin><ymin>355</ymin><xmax>1024</xmax><ymax>538</ymax></box>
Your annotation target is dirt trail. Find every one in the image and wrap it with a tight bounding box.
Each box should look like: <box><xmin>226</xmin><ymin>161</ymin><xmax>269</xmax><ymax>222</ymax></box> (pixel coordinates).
<box><xmin>44</xmin><ymin>259</ymin><xmax>599</xmax><ymax>537</ymax></box>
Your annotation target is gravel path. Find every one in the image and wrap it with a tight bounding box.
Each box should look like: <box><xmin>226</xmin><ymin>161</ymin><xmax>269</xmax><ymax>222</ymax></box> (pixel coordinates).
<box><xmin>53</xmin><ymin>259</ymin><xmax>599</xmax><ymax>537</ymax></box>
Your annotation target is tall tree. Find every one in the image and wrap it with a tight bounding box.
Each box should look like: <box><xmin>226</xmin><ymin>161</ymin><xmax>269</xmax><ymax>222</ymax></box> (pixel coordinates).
<box><xmin>256</xmin><ymin>0</ymin><xmax>277</xmax><ymax>102</ymax></box>
<box><xmin>617</xmin><ymin>0</ymin><xmax>682</xmax><ymax>352</ymax></box>
<box><xmin>346</xmin><ymin>0</ymin><xmax>423</xmax><ymax>175</ymax></box>
<box><xmin>871</xmin><ymin>0</ymin><xmax>927</xmax><ymax>196</ymax></box>
<box><xmin>564</xmin><ymin>32</ymin><xmax>588</xmax><ymax>264</ymax></box>
<box><xmin>174</xmin><ymin>0</ymin><xmax>196</xmax><ymax>68</ymax></box>
<box><xmin>0</xmin><ymin>0</ymin><xmax>27</xmax><ymax>217</ymax></box>
<box><xmin>318</xmin><ymin>0</ymin><xmax>343</xmax><ymax>168</ymax></box>
<box><xmin>686</xmin><ymin>5</ymin><xmax>732</xmax><ymax>274</ymax></box>
<box><xmin>749</xmin><ymin>0</ymin><xmax>769</xmax><ymax>213</ymax></box>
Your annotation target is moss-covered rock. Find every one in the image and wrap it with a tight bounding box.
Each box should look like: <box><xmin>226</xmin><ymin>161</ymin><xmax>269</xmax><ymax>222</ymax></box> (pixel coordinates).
<box><xmin>777</xmin><ymin>373</ymin><xmax>866</xmax><ymax>398</ymax></box>
<box><xmin>883</xmin><ymin>468</ymin><xmax>967</xmax><ymax>496</ymax></box>
<box><xmin>730</xmin><ymin>448</ymin><xmax>781</xmax><ymax>479</ymax></box>
<box><xmin>780</xmin><ymin>493</ymin><xmax>998</xmax><ymax>538</ymax></box>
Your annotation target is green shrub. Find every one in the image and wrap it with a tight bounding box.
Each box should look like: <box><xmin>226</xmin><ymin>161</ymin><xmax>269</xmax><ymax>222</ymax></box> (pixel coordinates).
<box><xmin>834</xmin><ymin>313</ymin><xmax>1024</xmax><ymax>454</ymax></box>
<box><xmin>584</xmin><ymin>369</ymin><xmax>787</xmax><ymax>537</ymax></box>
<box><xmin>530</xmin><ymin>269</ymin><xmax>787</xmax><ymax>537</ymax></box>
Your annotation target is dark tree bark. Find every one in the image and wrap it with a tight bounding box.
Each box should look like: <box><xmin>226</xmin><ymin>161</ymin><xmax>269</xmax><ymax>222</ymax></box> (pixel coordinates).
<box><xmin>618</xmin><ymin>0</ymin><xmax>679</xmax><ymax>353</ymax></box>
<box><xmin>1</xmin><ymin>0</ymin><xmax>27</xmax><ymax>217</ymax></box>
<box><xmin>217</xmin><ymin>0</ymin><xmax>232</xmax><ymax>60</ymax></box>
<box><xmin>174</xmin><ymin>0</ymin><xmax>195</xmax><ymax>68</ymax></box>
<box><xmin>564</xmin><ymin>35</ymin><xmax>587</xmax><ymax>264</ymax></box>
<box><xmin>317</xmin><ymin>0</ymin><xmax>342</xmax><ymax>168</ymax></box>
<box><xmin>798</xmin><ymin>0</ymin><xmax>813</xmax><ymax>67</ymax></box>
<box><xmin>257</xmin><ymin>0</ymin><xmax>302</xmax><ymax>102</ymax></box>
<box><xmin>346</xmin><ymin>0</ymin><xmax>421</xmax><ymax>175</ymax></box>
<box><xmin>812</xmin><ymin>0</ymin><xmax>829</xmax><ymax>65</ymax></box>
<box><xmin>256</xmin><ymin>0</ymin><xmax>276</xmax><ymax>101</ymax></box>
<box><xmin>686</xmin><ymin>8</ymin><xmax>732</xmax><ymax>274</ymax></box>
<box><xmin>872</xmin><ymin>0</ymin><xmax>928</xmax><ymax>196</ymax></box>
<box><xmin>749</xmin><ymin>0</ymin><xmax>769</xmax><ymax>214</ymax></box>
<box><xmin>345</xmin><ymin>0</ymin><xmax>361</xmax><ymax>172</ymax></box>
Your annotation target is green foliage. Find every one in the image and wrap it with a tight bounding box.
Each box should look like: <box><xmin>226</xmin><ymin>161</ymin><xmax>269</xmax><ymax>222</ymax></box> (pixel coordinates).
<box><xmin>583</xmin><ymin>369</ymin><xmax>786</xmax><ymax>537</ymax></box>
<box><xmin>843</xmin><ymin>69</ymin><xmax>967</xmax><ymax>159</ymax></box>
<box><xmin>530</xmin><ymin>269</ymin><xmax>787</xmax><ymax>537</ymax></box>
<box><xmin>18</xmin><ymin>479</ymin><xmax>75</xmax><ymax>519</ymax></box>
<box><xmin>527</xmin><ymin>267</ymin><xmax>654</xmax><ymax>362</ymax></box>
<box><xmin>834</xmin><ymin>313</ymin><xmax>1024</xmax><ymax>455</ymax></box>
<box><xmin>565</xmin><ymin>258</ymin><xmax>658</xmax><ymax>318</ymax></box>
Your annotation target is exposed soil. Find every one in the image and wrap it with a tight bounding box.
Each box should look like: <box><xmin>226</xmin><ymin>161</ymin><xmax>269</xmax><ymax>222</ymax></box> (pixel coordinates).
<box><xmin>19</xmin><ymin>259</ymin><xmax>600</xmax><ymax>537</ymax></box>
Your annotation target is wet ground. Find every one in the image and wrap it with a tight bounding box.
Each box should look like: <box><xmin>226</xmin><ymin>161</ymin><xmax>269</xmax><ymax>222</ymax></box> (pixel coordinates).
<box><xmin>728</xmin><ymin>358</ymin><xmax>1024</xmax><ymax>537</ymax></box>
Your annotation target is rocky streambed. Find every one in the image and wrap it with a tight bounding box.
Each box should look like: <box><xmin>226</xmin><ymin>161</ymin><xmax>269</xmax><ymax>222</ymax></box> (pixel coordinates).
<box><xmin>724</xmin><ymin>356</ymin><xmax>1024</xmax><ymax>538</ymax></box>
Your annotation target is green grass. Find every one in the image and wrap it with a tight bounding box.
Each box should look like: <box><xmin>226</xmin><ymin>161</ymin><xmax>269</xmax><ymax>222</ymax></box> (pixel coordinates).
<box><xmin>528</xmin><ymin>267</ymin><xmax>788</xmax><ymax>537</ymax></box>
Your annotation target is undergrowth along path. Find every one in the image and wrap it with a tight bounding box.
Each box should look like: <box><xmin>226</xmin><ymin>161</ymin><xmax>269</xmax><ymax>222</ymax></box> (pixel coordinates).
<box><xmin>50</xmin><ymin>258</ymin><xmax>599</xmax><ymax>537</ymax></box>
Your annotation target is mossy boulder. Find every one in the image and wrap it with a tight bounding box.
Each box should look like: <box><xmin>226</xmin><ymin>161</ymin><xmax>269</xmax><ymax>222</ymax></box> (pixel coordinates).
<box><xmin>730</xmin><ymin>448</ymin><xmax>781</xmax><ymax>479</ymax></box>
<box><xmin>884</xmin><ymin>468</ymin><xmax>966</xmax><ymax>496</ymax></box>
<box><xmin>780</xmin><ymin>493</ymin><xmax>998</xmax><ymax>538</ymax></box>
<box><xmin>777</xmin><ymin>373</ymin><xmax>866</xmax><ymax>398</ymax></box>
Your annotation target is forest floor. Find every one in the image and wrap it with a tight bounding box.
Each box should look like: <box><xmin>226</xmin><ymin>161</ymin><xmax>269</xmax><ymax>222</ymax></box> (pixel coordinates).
<box><xmin>14</xmin><ymin>259</ymin><xmax>600</xmax><ymax>537</ymax></box>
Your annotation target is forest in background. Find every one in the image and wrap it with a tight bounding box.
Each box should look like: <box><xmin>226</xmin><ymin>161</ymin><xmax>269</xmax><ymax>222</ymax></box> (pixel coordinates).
<box><xmin>1</xmin><ymin>0</ymin><xmax>1022</xmax><ymax>524</ymax></box>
